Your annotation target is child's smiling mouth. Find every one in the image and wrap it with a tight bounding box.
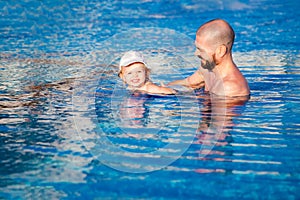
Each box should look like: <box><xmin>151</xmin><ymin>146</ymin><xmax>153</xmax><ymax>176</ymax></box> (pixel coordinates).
<box><xmin>131</xmin><ymin>79</ymin><xmax>140</xmax><ymax>83</ymax></box>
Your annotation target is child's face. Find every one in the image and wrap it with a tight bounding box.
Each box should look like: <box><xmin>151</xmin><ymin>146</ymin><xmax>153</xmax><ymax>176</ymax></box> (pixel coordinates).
<box><xmin>122</xmin><ymin>63</ymin><xmax>147</xmax><ymax>88</ymax></box>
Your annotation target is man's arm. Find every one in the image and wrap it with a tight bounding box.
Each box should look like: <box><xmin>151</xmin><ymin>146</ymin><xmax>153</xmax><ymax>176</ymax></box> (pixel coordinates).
<box><xmin>168</xmin><ymin>69</ymin><xmax>205</xmax><ymax>89</ymax></box>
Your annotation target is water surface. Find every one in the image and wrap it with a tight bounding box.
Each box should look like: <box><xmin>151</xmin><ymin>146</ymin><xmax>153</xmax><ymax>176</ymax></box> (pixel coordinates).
<box><xmin>0</xmin><ymin>0</ymin><xmax>299</xmax><ymax>199</ymax></box>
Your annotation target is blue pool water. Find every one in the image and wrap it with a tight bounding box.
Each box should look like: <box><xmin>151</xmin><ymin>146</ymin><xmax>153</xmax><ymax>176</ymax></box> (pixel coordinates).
<box><xmin>1</xmin><ymin>0</ymin><xmax>299</xmax><ymax>199</ymax></box>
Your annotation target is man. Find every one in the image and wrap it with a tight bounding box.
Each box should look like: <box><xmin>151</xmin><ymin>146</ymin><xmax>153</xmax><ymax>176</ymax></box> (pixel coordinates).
<box><xmin>168</xmin><ymin>19</ymin><xmax>250</xmax><ymax>97</ymax></box>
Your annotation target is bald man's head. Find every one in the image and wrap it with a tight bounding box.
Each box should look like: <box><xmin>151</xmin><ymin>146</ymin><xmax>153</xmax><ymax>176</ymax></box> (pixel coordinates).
<box><xmin>196</xmin><ymin>19</ymin><xmax>235</xmax><ymax>50</ymax></box>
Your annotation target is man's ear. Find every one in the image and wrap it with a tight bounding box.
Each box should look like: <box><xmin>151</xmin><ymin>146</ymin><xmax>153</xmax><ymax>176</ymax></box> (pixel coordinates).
<box><xmin>216</xmin><ymin>44</ymin><xmax>227</xmax><ymax>58</ymax></box>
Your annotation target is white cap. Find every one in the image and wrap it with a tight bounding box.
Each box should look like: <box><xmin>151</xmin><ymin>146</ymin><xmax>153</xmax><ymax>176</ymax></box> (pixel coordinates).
<box><xmin>119</xmin><ymin>51</ymin><xmax>147</xmax><ymax>73</ymax></box>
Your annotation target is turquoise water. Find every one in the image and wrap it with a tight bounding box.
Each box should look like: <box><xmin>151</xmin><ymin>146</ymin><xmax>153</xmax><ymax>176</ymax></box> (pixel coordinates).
<box><xmin>1</xmin><ymin>0</ymin><xmax>300</xmax><ymax>199</ymax></box>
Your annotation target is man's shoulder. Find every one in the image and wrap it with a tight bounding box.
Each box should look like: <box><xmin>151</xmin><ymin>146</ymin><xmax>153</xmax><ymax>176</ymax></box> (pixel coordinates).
<box><xmin>223</xmin><ymin>78</ymin><xmax>250</xmax><ymax>96</ymax></box>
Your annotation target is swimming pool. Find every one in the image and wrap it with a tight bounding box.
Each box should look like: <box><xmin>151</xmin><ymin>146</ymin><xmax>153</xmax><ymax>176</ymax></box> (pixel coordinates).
<box><xmin>0</xmin><ymin>0</ymin><xmax>299</xmax><ymax>199</ymax></box>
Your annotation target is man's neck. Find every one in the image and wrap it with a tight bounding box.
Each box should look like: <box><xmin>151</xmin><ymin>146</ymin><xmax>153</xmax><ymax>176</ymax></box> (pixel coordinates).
<box><xmin>212</xmin><ymin>58</ymin><xmax>234</xmax><ymax>79</ymax></box>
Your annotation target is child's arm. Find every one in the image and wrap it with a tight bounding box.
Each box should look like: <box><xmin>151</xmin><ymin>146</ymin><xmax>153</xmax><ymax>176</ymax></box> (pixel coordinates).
<box><xmin>145</xmin><ymin>82</ymin><xmax>176</xmax><ymax>95</ymax></box>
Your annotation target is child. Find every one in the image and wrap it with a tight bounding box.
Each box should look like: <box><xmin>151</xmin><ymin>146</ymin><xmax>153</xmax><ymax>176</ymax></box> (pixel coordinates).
<box><xmin>118</xmin><ymin>51</ymin><xmax>176</xmax><ymax>95</ymax></box>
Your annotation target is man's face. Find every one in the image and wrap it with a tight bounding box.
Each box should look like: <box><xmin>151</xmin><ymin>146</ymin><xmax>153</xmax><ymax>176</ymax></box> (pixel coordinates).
<box><xmin>194</xmin><ymin>36</ymin><xmax>216</xmax><ymax>71</ymax></box>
